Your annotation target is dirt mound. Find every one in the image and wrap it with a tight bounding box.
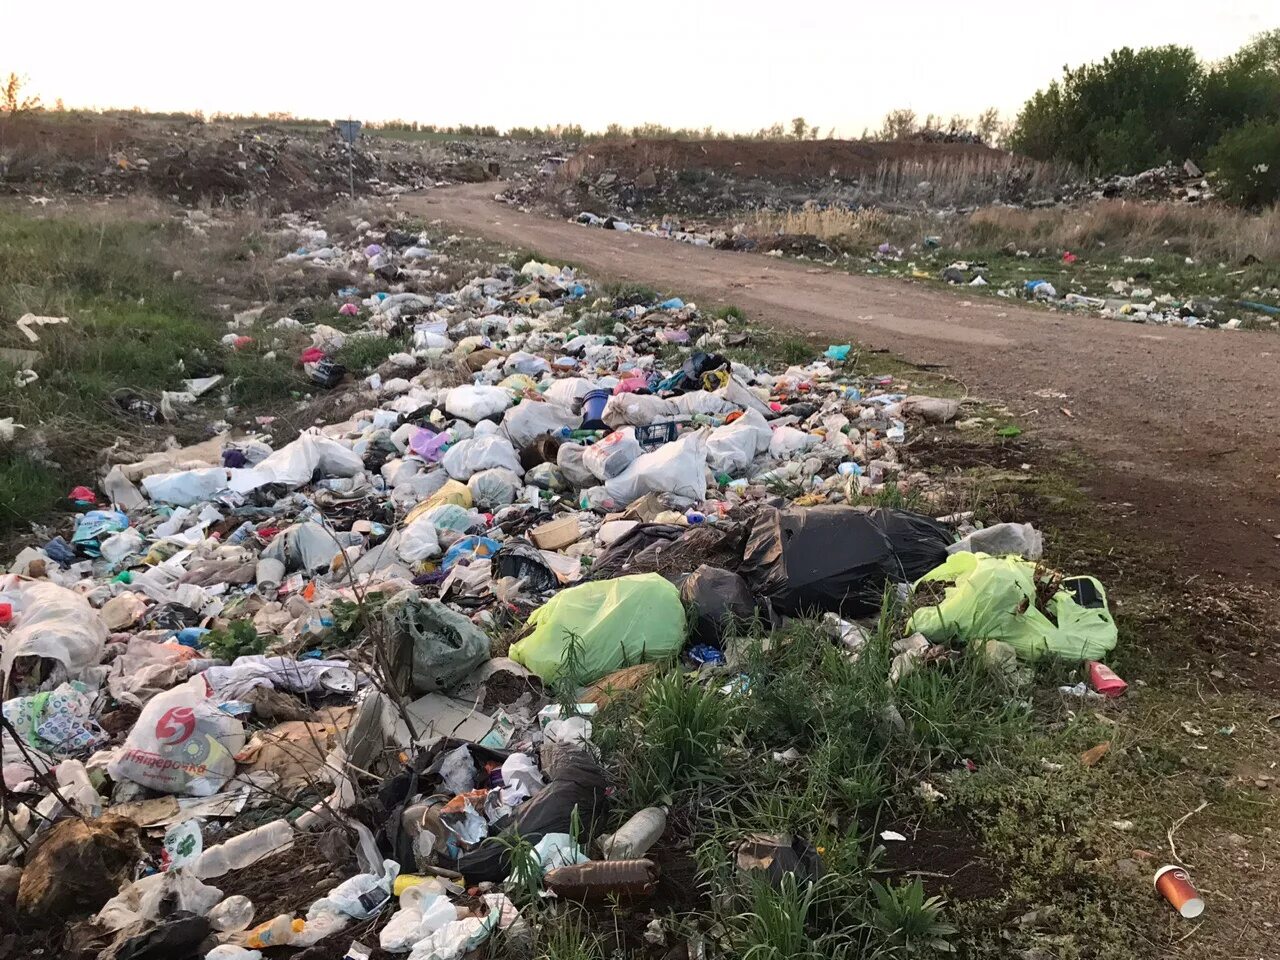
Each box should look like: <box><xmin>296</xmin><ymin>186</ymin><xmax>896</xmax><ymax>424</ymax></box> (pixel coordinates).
<box><xmin>561</xmin><ymin>137</ymin><xmax>1013</xmax><ymax>182</ymax></box>
<box><xmin>539</xmin><ymin>138</ymin><xmax>1073</xmax><ymax>217</ymax></box>
<box><xmin>0</xmin><ymin>114</ymin><xmax>508</xmax><ymax>209</ymax></box>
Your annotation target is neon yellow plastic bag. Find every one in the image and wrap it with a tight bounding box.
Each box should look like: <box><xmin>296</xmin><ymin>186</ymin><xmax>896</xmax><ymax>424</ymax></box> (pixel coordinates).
<box><xmin>511</xmin><ymin>573</ymin><xmax>686</xmax><ymax>683</ymax></box>
<box><xmin>907</xmin><ymin>552</ymin><xmax>1117</xmax><ymax>661</ymax></box>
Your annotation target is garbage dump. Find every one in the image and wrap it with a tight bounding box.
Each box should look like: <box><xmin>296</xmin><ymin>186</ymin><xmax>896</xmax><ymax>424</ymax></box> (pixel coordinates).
<box><xmin>0</xmin><ymin>218</ymin><xmax>1122</xmax><ymax>959</ymax></box>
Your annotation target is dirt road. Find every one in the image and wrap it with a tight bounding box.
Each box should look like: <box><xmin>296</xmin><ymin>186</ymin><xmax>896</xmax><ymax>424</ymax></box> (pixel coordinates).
<box><xmin>407</xmin><ymin>183</ymin><xmax>1280</xmax><ymax>581</ymax></box>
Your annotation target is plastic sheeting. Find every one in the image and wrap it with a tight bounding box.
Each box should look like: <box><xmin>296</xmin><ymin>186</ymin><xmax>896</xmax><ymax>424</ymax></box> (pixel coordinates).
<box><xmin>740</xmin><ymin>505</ymin><xmax>953</xmax><ymax>617</ymax></box>
<box><xmin>510</xmin><ymin>573</ymin><xmax>685</xmax><ymax>683</ymax></box>
<box><xmin>907</xmin><ymin>552</ymin><xmax>1118</xmax><ymax>661</ymax></box>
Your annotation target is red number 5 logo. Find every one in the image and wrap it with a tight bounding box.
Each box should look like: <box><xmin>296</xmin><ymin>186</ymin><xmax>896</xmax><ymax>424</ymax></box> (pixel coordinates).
<box><xmin>155</xmin><ymin>707</ymin><xmax>196</xmax><ymax>746</ymax></box>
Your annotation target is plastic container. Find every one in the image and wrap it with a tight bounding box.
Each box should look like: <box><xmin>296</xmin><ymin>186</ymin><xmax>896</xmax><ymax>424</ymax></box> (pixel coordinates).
<box><xmin>1087</xmin><ymin>661</ymin><xmax>1127</xmax><ymax>698</ymax></box>
<box><xmin>580</xmin><ymin>388</ymin><xmax>611</xmax><ymax>428</ymax></box>
<box><xmin>530</xmin><ymin>515</ymin><xmax>581</xmax><ymax>550</ymax></box>
<box><xmin>635</xmin><ymin>421</ymin><xmax>679</xmax><ymax>449</ymax></box>
<box><xmin>192</xmin><ymin>821</ymin><xmax>294</xmax><ymax>880</ymax></box>
<box><xmin>596</xmin><ymin>806</ymin><xmax>667</xmax><ymax>860</ymax></box>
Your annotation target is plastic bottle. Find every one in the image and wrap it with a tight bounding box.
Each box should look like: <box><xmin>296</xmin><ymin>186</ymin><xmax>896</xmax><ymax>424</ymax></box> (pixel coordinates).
<box><xmin>543</xmin><ymin>859</ymin><xmax>660</xmax><ymax>901</ymax></box>
<box><xmin>227</xmin><ymin>521</ymin><xmax>256</xmax><ymax>545</ymax></box>
<box><xmin>208</xmin><ymin>894</ymin><xmax>255</xmax><ymax>933</ymax></box>
<box><xmin>244</xmin><ymin>914</ymin><xmax>302</xmax><ymax>949</ymax></box>
<box><xmin>596</xmin><ymin>806</ymin><xmax>667</xmax><ymax>860</ymax></box>
<box><xmin>193</xmin><ymin>821</ymin><xmax>294</xmax><ymax>880</ymax></box>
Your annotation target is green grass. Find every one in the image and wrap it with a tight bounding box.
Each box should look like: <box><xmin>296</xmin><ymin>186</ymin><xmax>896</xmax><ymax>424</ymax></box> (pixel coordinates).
<box><xmin>334</xmin><ymin>333</ymin><xmax>404</xmax><ymax>372</ymax></box>
<box><xmin>0</xmin><ymin>209</ymin><xmax>311</xmax><ymax>532</ymax></box>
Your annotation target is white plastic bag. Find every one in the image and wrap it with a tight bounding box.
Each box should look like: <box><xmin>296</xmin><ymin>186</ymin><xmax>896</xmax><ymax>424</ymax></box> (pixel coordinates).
<box><xmin>445</xmin><ymin>385</ymin><xmax>512</xmax><ymax>423</ymax></box>
<box><xmin>107</xmin><ymin>675</ymin><xmax>246</xmax><ymax>796</ymax></box>
<box><xmin>380</xmin><ymin>895</ymin><xmax>457</xmax><ymax>953</ymax></box>
<box><xmin>442</xmin><ymin>436</ymin><xmax>523</xmax><ymax>481</ymax></box>
<box><xmin>768</xmin><ymin>425</ymin><xmax>817</xmax><ymax>459</ymax></box>
<box><xmin>467</xmin><ymin>469</ymin><xmax>521</xmax><ymax>509</ymax></box>
<box><xmin>605</xmin><ymin>429</ymin><xmax>708</xmax><ymax>505</ymax></box>
<box><xmin>229</xmin><ymin>431</ymin><xmax>363</xmax><ymax>493</ymax></box>
<box><xmin>502</xmin><ymin>400</ymin><xmax>577</xmax><ymax>447</ymax></box>
<box><xmin>503</xmin><ymin>352</ymin><xmax>551</xmax><ymax>376</ymax></box>
<box><xmin>556</xmin><ymin>443</ymin><xmax>596</xmax><ymax>489</ymax></box>
<box><xmin>707</xmin><ymin>409</ymin><xmax>771</xmax><ymax>474</ymax></box>
<box><xmin>603</xmin><ymin>393</ymin><xmax>676</xmax><ymax>428</ymax></box>
<box><xmin>308</xmin><ymin>859</ymin><xmax>399</xmax><ymax>921</ymax></box>
<box><xmin>399</xmin><ymin>515</ymin><xmax>442</xmax><ymax>563</ymax></box>
<box><xmin>544</xmin><ymin>377</ymin><xmax>594</xmax><ymax>408</ymax></box>
<box><xmin>0</xmin><ymin>575</ymin><xmax>108</xmax><ymax>680</ymax></box>
<box><xmin>97</xmin><ymin>870</ymin><xmax>223</xmax><ymax>932</ymax></box>
<box><xmin>583</xmin><ymin>428</ymin><xmax>642</xmax><ymax>481</ymax></box>
<box><xmin>142</xmin><ymin>467</ymin><xmax>228</xmax><ymax>506</ymax></box>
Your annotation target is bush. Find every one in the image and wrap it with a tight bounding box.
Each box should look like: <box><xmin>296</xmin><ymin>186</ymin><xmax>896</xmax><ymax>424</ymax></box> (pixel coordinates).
<box><xmin>1207</xmin><ymin>120</ymin><xmax>1280</xmax><ymax>207</ymax></box>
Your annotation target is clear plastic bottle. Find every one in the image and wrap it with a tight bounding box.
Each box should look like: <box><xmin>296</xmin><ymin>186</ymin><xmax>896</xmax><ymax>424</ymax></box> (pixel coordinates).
<box><xmin>208</xmin><ymin>894</ymin><xmax>255</xmax><ymax>933</ymax></box>
<box><xmin>193</xmin><ymin>821</ymin><xmax>294</xmax><ymax>880</ymax></box>
<box><xmin>596</xmin><ymin>806</ymin><xmax>667</xmax><ymax>860</ymax></box>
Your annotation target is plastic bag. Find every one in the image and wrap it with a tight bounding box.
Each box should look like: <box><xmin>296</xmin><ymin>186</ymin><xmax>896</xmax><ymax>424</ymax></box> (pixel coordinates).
<box><xmin>107</xmin><ymin>675</ymin><xmax>247</xmax><ymax>796</ymax></box>
<box><xmin>398</xmin><ymin>515</ymin><xmax>442</xmax><ymax>563</ymax></box>
<box><xmin>503</xmin><ymin>400</ymin><xmax>577</xmax><ymax>448</ymax></box>
<box><xmin>603</xmin><ymin>393</ymin><xmax>676</xmax><ymax>428</ymax></box>
<box><xmin>768</xmin><ymin>425</ymin><xmax>816</xmax><ymax>459</ymax></box>
<box><xmin>0</xmin><ymin>575</ymin><xmax>108</xmax><ymax>681</ymax></box>
<box><xmin>229</xmin><ymin>431</ymin><xmax>363</xmax><ymax>493</ymax></box>
<box><xmin>584</xmin><ymin>428</ymin><xmax>642</xmax><ymax>481</ymax></box>
<box><xmin>467</xmin><ymin>468</ymin><xmax>521</xmax><ymax>509</ymax></box>
<box><xmin>605</xmin><ymin>429</ymin><xmax>708</xmax><ymax>505</ymax></box>
<box><xmin>907</xmin><ymin>552</ymin><xmax>1117</xmax><ymax>661</ymax></box>
<box><xmin>142</xmin><ymin>467</ymin><xmax>227</xmax><ymax>506</ymax></box>
<box><xmin>947</xmin><ymin>522</ymin><xmax>1043</xmax><ymax>560</ymax></box>
<box><xmin>545</xmin><ymin>377</ymin><xmax>594</xmax><ymax>408</ymax></box>
<box><xmin>556</xmin><ymin>443</ymin><xmax>596</xmax><ymax>489</ymax></box>
<box><xmin>740</xmin><ymin>506</ymin><xmax>953</xmax><ymax>618</ymax></box>
<box><xmin>386</xmin><ymin>592</ymin><xmax>491</xmax><ymax>695</ymax></box>
<box><xmin>445</xmin><ymin>385</ymin><xmax>512</xmax><ymax>423</ymax></box>
<box><xmin>442</xmin><ymin>436</ymin><xmax>523</xmax><ymax>481</ymax></box>
<box><xmin>706</xmin><ymin>409</ymin><xmax>771</xmax><ymax>475</ymax></box>
<box><xmin>680</xmin><ymin>565</ymin><xmax>756</xmax><ymax>645</ymax></box>
<box><xmin>380</xmin><ymin>894</ymin><xmax>457</xmax><ymax>952</ymax></box>
<box><xmin>97</xmin><ymin>870</ymin><xmax>223</xmax><ymax>932</ymax></box>
<box><xmin>510</xmin><ymin>573</ymin><xmax>685</xmax><ymax>683</ymax></box>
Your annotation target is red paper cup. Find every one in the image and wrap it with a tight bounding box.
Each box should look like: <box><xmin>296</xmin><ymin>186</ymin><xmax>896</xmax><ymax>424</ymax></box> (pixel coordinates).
<box><xmin>1154</xmin><ymin>865</ymin><xmax>1204</xmax><ymax>918</ymax></box>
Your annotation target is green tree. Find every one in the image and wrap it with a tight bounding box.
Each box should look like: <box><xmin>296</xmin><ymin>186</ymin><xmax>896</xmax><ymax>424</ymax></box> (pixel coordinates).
<box><xmin>876</xmin><ymin>108</ymin><xmax>917</xmax><ymax>141</ymax></box>
<box><xmin>1207</xmin><ymin>119</ymin><xmax>1280</xmax><ymax>206</ymax></box>
<box><xmin>790</xmin><ymin>116</ymin><xmax>808</xmax><ymax>140</ymax></box>
<box><xmin>1010</xmin><ymin>45</ymin><xmax>1206</xmax><ymax>172</ymax></box>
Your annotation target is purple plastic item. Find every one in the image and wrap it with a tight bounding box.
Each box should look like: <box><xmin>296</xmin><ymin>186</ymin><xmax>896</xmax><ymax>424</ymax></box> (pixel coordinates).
<box><xmin>409</xmin><ymin>428</ymin><xmax>451</xmax><ymax>461</ymax></box>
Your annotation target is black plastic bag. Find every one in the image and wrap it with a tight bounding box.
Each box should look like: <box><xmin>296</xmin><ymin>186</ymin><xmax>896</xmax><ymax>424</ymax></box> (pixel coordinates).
<box><xmin>494</xmin><ymin>538</ymin><xmax>559</xmax><ymax>593</ymax></box>
<box><xmin>453</xmin><ymin>742</ymin><xmax>608</xmax><ymax>883</ymax></box>
<box><xmin>739</xmin><ymin>505</ymin><xmax>952</xmax><ymax>617</ymax></box>
<box><xmin>680</xmin><ymin>564</ymin><xmax>756</xmax><ymax>646</ymax></box>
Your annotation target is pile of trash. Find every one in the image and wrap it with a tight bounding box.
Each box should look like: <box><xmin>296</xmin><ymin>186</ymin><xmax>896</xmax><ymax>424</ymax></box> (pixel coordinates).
<box><xmin>0</xmin><ymin>222</ymin><xmax>1123</xmax><ymax>959</ymax></box>
<box><xmin>1062</xmin><ymin>159</ymin><xmax>1214</xmax><ymax>206</ymax></box>
<box><xmin>2</xmin><ymin>115</ymin><xmax>555</xmax><ymax>208</ymax></box>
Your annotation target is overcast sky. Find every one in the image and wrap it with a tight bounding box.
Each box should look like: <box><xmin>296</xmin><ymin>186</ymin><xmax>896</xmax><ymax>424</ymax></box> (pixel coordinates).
<box><xmin>4</xmin><ymin>2</ymin><xmax>1274</xmax><ymax>134</ymax></box>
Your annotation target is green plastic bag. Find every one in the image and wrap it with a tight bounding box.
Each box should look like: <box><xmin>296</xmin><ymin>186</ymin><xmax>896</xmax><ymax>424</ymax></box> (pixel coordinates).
<box><xmin>906</xmin><ymin>552</ymin><xmax>1117</xmax><ymax>661</ymax></box>
<box><xmin>511</xmin><ymin>573</ymin><xmax>686</xmax><ymax>683</ymax></box>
